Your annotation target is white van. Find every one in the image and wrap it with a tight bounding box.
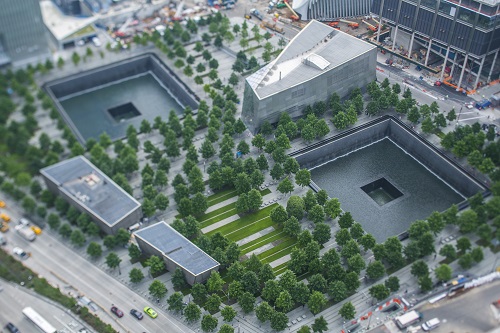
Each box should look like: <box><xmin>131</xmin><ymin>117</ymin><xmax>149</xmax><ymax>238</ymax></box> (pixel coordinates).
<box><xmin>422</xmin><ymin>318</ymin><xmax>440</xmax><ymax>331</ymax></box>
<box><xmin>92</xmin><ymin>37</ymin><xmax>102</xmax><ymax>47</ymax></box>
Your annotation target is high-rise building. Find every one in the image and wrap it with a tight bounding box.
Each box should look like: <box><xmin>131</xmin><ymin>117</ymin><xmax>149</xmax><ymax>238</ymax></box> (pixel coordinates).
<box><xmin>371</xmin><ymin>0</ymin><xmax>500</xmax><ymax>90</ymax></box>
<box><xmin>52</xmin><ymin>0</ymin><xmax>82</xmax><ymax>16</ymax></box>
<box><xmin>293</xmin><ymin>0</ymin><xmax>372</xmax><ymax>21</ymax></box>
<box><xmin>0</xmin><ymin>0</ymin><xmax>51</xmax><ymax>67</ymax></box>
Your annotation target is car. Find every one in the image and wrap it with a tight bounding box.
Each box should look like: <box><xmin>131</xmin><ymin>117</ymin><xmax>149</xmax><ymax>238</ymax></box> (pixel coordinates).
<box><xmin>92</xmin><ymin>37</ymin><xmax>102</xmax><ymax>47</ymax></box>
<box><xmin>1</xmin><ymin>213</ymin><xmax>10</xmax><ymax>222</ymax></box>
<box><xmin>130</xmin><ymin>308</ymin><xmax>143</xmax><ymax>320</ymax></box>
<box><xmin>111</xmin><ymin>306</ymin><xmax>124</xmax><ymax>317</ymax></box>
<box><xmin>76</xmin><ymin>39</ymin><xmax>85</xmax><ymax>46</ymax></box>
<box><xmin>422</xmin><ymin>318</ymin><xmax>440</xmax><ymax>331</ymax></box>
<box><xmin>30</xmin><ymin>225</ymin><xmax>42</xmax><ymax>235</ymax></box>
<box><xmin>0</xmin><ymin>200</ymin><xmax>5</xmax><ymax>208</ymax></box>
<box><xmin>13</xmin><ymin>247</ymin><xmax>29</xmax><ymax>260</ymax></box>
<box><xmin>144</xmin><ymin>306</ymin><xmax>158</xmax><ymax>318</ymax></box>
<box><xmin>5</xmin><ymin>322</ymin><xmax>20</xmax><ymax>333</ymax></box>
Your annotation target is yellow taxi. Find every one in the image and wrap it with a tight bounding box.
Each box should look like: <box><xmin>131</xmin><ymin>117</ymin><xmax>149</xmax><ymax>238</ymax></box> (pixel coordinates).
<box><xmin>0</xmin><ymin>222</ymin><xmax>9</xmax><ymax>232</ymax></box>
<box><xmin>1</xmin><ymin>213</ymin><xmax>10</xmax><ymax>222</ymax></box>
<box><xmin>30</xmin><ymin>225</ymin><xmax>42</xmax><ymax>235</ymax></box>
<box><xmin>0</xmin><ymin>200</ymin><xmax>5</xmax><ymax>208</ymax></box>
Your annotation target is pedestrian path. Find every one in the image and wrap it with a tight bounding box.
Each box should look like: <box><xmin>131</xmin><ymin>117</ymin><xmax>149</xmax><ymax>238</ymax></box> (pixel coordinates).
<box><xmin>201</xmin><ymin>214</ymin><xmax>240</xmax><ymax>234</ymax></box>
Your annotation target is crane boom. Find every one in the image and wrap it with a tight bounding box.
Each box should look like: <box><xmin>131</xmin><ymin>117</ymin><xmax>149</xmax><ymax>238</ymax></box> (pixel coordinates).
<box><xmin>284</xmin><ymin>0</ymin><xmax>300</xmax><ymax>20</ymax></box>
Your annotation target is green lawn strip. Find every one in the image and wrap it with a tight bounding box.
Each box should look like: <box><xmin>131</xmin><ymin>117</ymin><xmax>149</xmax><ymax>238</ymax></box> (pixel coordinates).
<box><xmin>272</xmin><ymin>262</ymin><xmax>288</xmax><ymax>275</ymax></box>
<box><xmin>199</xmin><ymin>206</ymin><xmax>238</xmax><ymax>229</ymax></box>
<box><xmin>207</xmin><ymin>189</ymin><xmax>238</xmax><ymax>206</ymax></box>
<box><xmin>226</xmin><ymin>217</ymin><xmax>276</xmax><ymax>242</ymax></box>
<box><xmin>257</xmin><ymin>237</ymin><xmax>297</xmax><ymax>263</ymax></box>
<box><xmin>198</xmin><ymin>202</ymin><xmax>236</xmax><ymax>222</ymax></box>
<box><xmin>240</xmin><ymin>230</ymin><xmax>284</xmax><ymax>254</ymax></box>
<box><xmin>207</xmin><ymin>204</ymin><xmax>277</xmax><ymax>237</ymax></box>
<box><xmin>198</xmin><ymin>189</ymin><xmax>272</xmax><ymax>227</ymax></box>
<box><xmin>260</xmin><ymin>244</ymin><xmax>297</xmax><ymax>265</ymax></box>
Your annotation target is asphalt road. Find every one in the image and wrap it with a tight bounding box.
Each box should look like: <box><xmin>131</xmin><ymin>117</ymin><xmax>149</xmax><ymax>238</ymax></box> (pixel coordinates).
<box><xmin>0</xmin><ymin>279</ymin><xmax>88</xmax><ymax>333</ymax></box>
<box><xmin>1</xmin><ymin>198</ymin><xmax>193</xmax><ymax>333</ymax></box>
<box><xmin>417</xmin><ymin>280</ymin><xmax>500</xmax><ymax>333</ymax></box>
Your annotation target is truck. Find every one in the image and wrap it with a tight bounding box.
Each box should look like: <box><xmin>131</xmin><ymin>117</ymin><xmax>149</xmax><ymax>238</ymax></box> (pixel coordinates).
<box><xmin>17</xmin><ymin>226</ymin><xmax>36</xmax><ymax>242</ymax></box>
<box><xmin>261</xmin><ymin>19</ymin><xmax>285</xmax><ymax>34</ymax></box>
<box><xmin>475</xmin><ymin>99</ymin><xmax>491</xmax><ymax>110</ymax></box>
<box><xmin>250</xmin><ymin>8</ymin><xmax>264</xmax><ymax>20</ymax></box>
<box><xmin>395</xmin><ymin>310</ymin><xmax>423</xmax><ymax>329</ymax></box>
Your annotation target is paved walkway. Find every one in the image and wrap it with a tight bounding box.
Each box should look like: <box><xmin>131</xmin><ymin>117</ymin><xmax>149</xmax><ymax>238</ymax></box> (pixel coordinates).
<box><xmin>236</xmin><ymin>226</ymin><xmax>277</xmax><ymax>247</ymax></box>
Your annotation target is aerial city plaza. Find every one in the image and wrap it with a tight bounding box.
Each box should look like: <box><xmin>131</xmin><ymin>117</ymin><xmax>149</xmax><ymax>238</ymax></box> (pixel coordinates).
<box><xmin>0</xmin><ymin>0</ymin><xmax>499</xmax><ymax>333</ymax></box>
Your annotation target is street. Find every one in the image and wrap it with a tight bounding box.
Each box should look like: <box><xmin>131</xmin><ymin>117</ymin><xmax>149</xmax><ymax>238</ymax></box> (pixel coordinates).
<box><xmin>1</xmin><ymin>204</ymin><xmax>193</xmax><ymax>333</ymax></box>
<box><xmin>0</xmin><ymin>279</ymin><xmax>88</xmax><ymax>333</ymax></box>
<box><xmin>417</xmin><ymin>280</ymin><xmax>500</xmax><ymax>333</ymax></box>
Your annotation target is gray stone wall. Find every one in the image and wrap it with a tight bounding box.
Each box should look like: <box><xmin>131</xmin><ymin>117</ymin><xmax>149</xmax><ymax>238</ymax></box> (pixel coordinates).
<box><xmin>242</xmin><ymin>49</ymin><xmax>377</xmax><ymax>133</ymax></box>
<box><xmin>293</xmin><ymin>116</ymin><xmax>487</xmax><ymax>198</ymax></box>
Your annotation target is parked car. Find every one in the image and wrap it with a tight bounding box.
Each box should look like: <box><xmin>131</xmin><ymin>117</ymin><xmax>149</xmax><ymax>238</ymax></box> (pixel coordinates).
<box><xmin>144</xmin><ymin>306</ymin><xmax>158</xmax><ymax>318</ymax></box>
<box><xmin>13</xmin><ymin>247</ymin><xmax>29</xmax><ymax>260</ymax></box>
<box><xmin>130</xmin><ymin>308</ymin><xmax>143</xmax><ymax>320</ymax></box>
<box><xmin>5</xmin><ymin>323</ymin><xmax>20</xmax><ymax>333</ymax></box>
<box><xmin>0</xmin><ymin>200</ymin><xmax>5</xmax><ymax>208</ymax></box>
<box><xmin>1</xmin><ymin>213</ymin><xmax>10</xmax><ymax>222</ymax></box>
<box><xmin>111</xmin><ymin>306</ymin><xmax>124</xmax><ymax>318</ymax></box>
<box><xmin>30</xmin><ymin>225</ymin><xmax>42</xmax><ymax>235</ymax></box>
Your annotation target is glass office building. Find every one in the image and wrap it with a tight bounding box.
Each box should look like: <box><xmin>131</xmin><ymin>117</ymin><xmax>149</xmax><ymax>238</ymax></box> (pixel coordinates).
<box><xmin>371</xmin><ymin>0</ymin><xmax>500</xmax><ymax>90</ymax></box>
<box><xmin>0</xmin><ymin>0</ymin><xmax>51</xmax><ymax>67</ymax></box>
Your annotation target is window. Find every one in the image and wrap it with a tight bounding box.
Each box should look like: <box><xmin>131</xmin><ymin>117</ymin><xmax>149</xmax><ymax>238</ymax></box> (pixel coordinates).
<box><xmin>291</xmin><ymin>88</ymin><xmax>305</xmax><ymax>98</ymax></box>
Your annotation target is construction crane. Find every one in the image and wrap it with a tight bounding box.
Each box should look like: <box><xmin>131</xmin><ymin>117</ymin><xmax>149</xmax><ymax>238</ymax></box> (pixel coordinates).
<box><xmin>283</xmin><ymin>0</ymin><xmax>300</xmax><ymax>21</ymax></box>
<box><xmin>339</xmin><ymin>19</ymin><xmax>359</xmax><ymax>29</ymax></box>
<box><xmin>362</xmin><ymin>20</ymin><xmax>378</xmax><ymax>32</ymax></box>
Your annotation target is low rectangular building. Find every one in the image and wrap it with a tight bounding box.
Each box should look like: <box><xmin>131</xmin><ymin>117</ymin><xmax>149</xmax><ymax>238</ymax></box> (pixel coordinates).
<box><xmin>40</xmin><ymin>156</ymin><xmax>142</xmax><ymax>234</ymax></box>
<box><xmin>134</xmin><ymin>222</ymin><xmax>220</xmax><ymax>285</ymax></box>
<box><xmin>242</xmin><ymin>20</ymin><xmax>377</xmax><ymax>133</ymax></box>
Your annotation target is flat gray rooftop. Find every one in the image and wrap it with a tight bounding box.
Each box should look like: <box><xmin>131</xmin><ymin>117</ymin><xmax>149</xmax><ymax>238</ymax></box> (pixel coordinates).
<box><xmin>135</xmin><ymin>222</ymin><xmax>219</xmax><ymax>276</ymax></box>
<box><xmin>247</xmin><ymin>20</ymin><xmax>376</xmax><ymax>99</ymax></box>
<box><xmin>40</xmin><ymin>156</ymin><xmax>140</xmax><ymax>226</ymax></box>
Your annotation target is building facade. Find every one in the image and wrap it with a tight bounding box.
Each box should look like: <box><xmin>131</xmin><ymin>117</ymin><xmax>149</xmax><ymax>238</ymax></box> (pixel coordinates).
<box><xmin>40</xmin><ymin>156</ymin><xmax>142</xmax><ymax>234</ymax></box>
<box><xmin>293</xmin><ymin>0</ymin><xmax>372</xmax><ymax>21</ymax></box>
<box><xmin>0</xmin><ymin>0</ymin><xmax>51</xmax><ymax>67</ymax></box>
<box><xmin>242</xmin><ymin>20</ymin><xmax>377</xmax><ymax>133</ymax></box>
<box><xmin>371</xmin><ymin>0</ymin><xmax>500</xmax><ymax>90</ymax></box>
<box><xmin>134</xmin><ymin>222</ymin><xmax>220</xmax><ymax>285</ymax></box>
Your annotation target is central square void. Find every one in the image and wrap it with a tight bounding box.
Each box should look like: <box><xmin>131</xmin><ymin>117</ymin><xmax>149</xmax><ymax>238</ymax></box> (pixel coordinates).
<box><xmin>108</xmin><ymin>102</ymin><xmax>141</xmax><ymax>122</ymax></box>
<box><xmin>361</xmin><ymin>177</ymin><xmax>403</xmax><ymax>206</ymax></box>
<box><xmin>45</xmin><ymin>54</ymin><xmax>199</xmax><ymax>143</ymax></box>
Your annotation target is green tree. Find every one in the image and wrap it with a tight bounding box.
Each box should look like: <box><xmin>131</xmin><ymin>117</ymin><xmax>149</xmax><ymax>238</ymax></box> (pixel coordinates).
<box><xmin>384</xmin><ymin>276</ymin><xmax>400</xmax><ymax>292</ymax></box>
<box><xmin>456</xmin><ymin>237</ymin><xmax>471</xmax><ymax>252</ymax></box>
<box><xmin>276</xmin><ymin>290</ymin><xmax>294</xmax><ymax>312</ymax></box>
<box><xmin>328</xmin><ymin>280</ymin><xmax>347</xmax><ymax>302</ymax></box>
<box><xmin>307</xmin><ymin>291</ymin><xmax>327</xmax><ymax>315</ymax></box>
<box><xmin>270</xmin><ymin>311</ymin><xmax>289</xmax><ymax>331</ymax></box>
<box><xmin>369</xmin><ymin>284</ymin><xmax>390</xmax><ymax>301</ymax></box>
<box><xmin>146</xmin><ymin>255</ymin><xmax>166</xmax><ymax>276</ymax></box>
<box><xmin>129</xmin><ymin>267</ymin><xmax>144</xmax><ymax>283</ymax></box>
<box><xmin>86</xmin><ymin>242</ymin><xmax>102</xmax><ymax>259</ymax></box>
<box><xmin>59</xmin><ymin>223</ymin><xmax>72</xmax><ymax>238</ymax></box>
<box><xmin>239</xmin><ymin>292</ymin><xmax>256</xmax><ymax>313</ymax></box>
<box><xmin>471</xmin><ymin>247</ymin><xmax>484</xmax><ymax>263</ymax></box>
<box><xmin>172</xmin><ymin>267</ymin><xmax>187</xmax><ymax>290</ymax></box>
<box><xmin>256</xmin><ymin>301</ymin><xmax>273</xmax><ymax>323</ymax></box>
<box><xmin>192</xmin><ymin>283</ymin><xmax>208</xmax><ymax>304</ymax></box>
<box><xmin>309</xmin><ymin>204</ymin><xmax>325</xmax><ymax>224</ymax></box>
<box><xmin>419</xmin><ymin>275</ymin><xmax>433</xmax><ymax>292</ymax></box>
<box><xmin>105</xmin><ymin>252</ymin><xmax>122</xmax><ymax>272</ymax></box>
<box><xmin>339</xmin><ymin>302</ymin><xmax>356</xmax><ymax>320</ymax></box>
<box><xmin>221</xmin><ymin>305</ymin><xmax>236</xmax><ymax>322</ymax></box>
<box><xmin>128</xmin><ymin>243</ymin><xmax>142</xmax><ymax>261</ymax></box>
<box><xmin>439</xmin><ymin>244</ymin><xmax>457</xmax><ymax>261</ymax></box>
<box><xmin>207</xmin><ymin>271</ymin><xmax>224</xmax><ymax>293</ymax></box>
<box><xmin>168</xmin><ymin>292</ymin><xmax>185</xmax><ymax>312</ymax></box>
<box><xmin>366</xmin><ymin>260</ymin><xmax>386</xmax><ymax>280</ymax></box>
<box><xmin>205</xmin><ymin>294</ymin><xmax>222</xmax><ymax>313</ymax></box>
<box><xmin>435</xmin><ymin>264</ymin><xmax>452</xmax><ymax>281</ymax></box>
<box><xmin>310</xmin><ymin>318</ymin><xmax>328</xmax><ymax>333</ymax></box>
<box><xmin>201</xmin><ymin>314</ymin><xmax>218</xmax><ymax>332</ymax></box>
<box><xmin>411</xmin><ymin>260</ymin><xmax>429</xmax><ymax>278</ymax></box>
<box><xmin>184</xmin><ymin>303</ymin><xmax>201</xmax><ymax>323</ymax></box>
<box><xmin>313</xmin><ymin>223</ymin><xmax>331</xmax><ymax>245</ymax></box>
<box><xmin>47</xmin><ymin>213</ymin><xmax>61</xmax><ymax>230</ymax></box>
<box><xmin>70</xmin><ymin>230</ymin><xmax>86</xmax><ymax>247</ymax></box>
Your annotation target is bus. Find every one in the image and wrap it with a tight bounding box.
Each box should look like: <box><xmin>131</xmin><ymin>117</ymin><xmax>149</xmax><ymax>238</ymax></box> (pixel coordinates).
<box><xmin>394</xmin><ymin>310</ymin><xmax>423</xmax><ymax>329</ymax></box>
<box><xmin>22</xmin><ymin>307</ymin><xmax>57</xmax><ymax>333</ymax></box>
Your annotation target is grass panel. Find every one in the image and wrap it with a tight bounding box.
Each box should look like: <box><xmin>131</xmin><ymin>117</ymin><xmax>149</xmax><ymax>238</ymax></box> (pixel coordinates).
<box><xmin>260</xmin><ymin>244</ymin><xmax>296</xmax><ymax>264</ymax></box>
<box><xmin>207</xmin><ymin>204</ymin><xmax>278</xmax><ymax>237</ymax></box>
<box><xmin>226</xmin><ymin>217</ymin><xmax>277</xmax><ymax>242</ymax></box>
<box><xmin>258</xmin><ymin>237</ymin><xmax>297</xmax><ymax>262</ymax></box>
<box><xmin>199</xmin><ymin>202</ymin><xmax>236</xmax><ymax>223</ymax></box>
<box><xmin>272</xmin><ymin>262</ymin><xmax>288</xmax><ymax>274</ymax></box>
<box><xmin>240</xmin><ymin>230</ymin><xmax>284</xmax><ymax>253</ymax></box>
<box><xmin>207</xmin><ymin>189</ymin><xmax>238</xmax><ymax>206</ymax></box>
<box><xmin>199</xmin><ymin>207</ymin><xmax>238</xmax><ymax>229</ymax></box>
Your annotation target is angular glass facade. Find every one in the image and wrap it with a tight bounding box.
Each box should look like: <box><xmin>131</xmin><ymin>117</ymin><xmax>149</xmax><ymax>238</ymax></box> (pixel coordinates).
<box><xmin>0</xmin><ymin>0</ymin><xmax>51</xmax><ymax>66</ymax></box>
